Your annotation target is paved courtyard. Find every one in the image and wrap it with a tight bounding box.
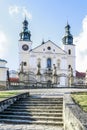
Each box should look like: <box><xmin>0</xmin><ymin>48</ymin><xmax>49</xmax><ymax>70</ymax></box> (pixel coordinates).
<box><xmin>0</xmin><ymin>124</ymin><xmax>63</xmax><ymax>130</ymax></box>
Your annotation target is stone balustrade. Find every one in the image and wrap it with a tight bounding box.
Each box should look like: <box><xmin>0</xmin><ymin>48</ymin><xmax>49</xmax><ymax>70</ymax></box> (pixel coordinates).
<box><xmin>0</xmin><ymin>92</ymin><xmax>29</xmax><ymax>112</ymax></box>
<box><xmin>63</xmin><ymin>93</ymin><xmax>87</xmax><ymax>130</ymax></box>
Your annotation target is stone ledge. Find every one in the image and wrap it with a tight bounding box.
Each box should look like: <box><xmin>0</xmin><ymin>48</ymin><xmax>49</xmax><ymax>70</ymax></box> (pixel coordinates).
<box><xmin>63</xmin><ymin>93</ymin><xmax>87</xmax><ymax>130</ymax></box>
<box><xmin>0</xmin><ymin>92</ymin><xmax>29</xmax><ymax>112</ymax></box>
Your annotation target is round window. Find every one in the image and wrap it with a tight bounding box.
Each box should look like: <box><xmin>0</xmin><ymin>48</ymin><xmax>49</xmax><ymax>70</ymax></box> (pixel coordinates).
<box><xmin>47</xmin><ymin>46</ymin><xmax>51</xmax><ymax>50</ymax></box>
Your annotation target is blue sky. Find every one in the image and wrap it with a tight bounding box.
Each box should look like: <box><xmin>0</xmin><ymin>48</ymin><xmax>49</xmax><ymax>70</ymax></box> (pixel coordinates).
<box><xmin>0</xmin><ymin>0</ymin><xmax>87</xmax><ymax>72</ymax></box>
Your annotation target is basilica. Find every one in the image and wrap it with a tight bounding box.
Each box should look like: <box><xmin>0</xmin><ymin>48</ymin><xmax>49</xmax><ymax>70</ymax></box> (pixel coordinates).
<box><xmin>1</xmin><ymin>18</ymin><xmax>87</xmax><ymax>88</ymax></box>
<box><xmin>18</xmin><ymin>18</ymin><xmax>76</xmax><ymax>87</ymax></box>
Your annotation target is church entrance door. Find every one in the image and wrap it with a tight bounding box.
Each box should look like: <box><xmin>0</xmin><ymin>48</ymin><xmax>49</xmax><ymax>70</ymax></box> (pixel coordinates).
<box><xmin>47</xmin><ymin>80</ymin><xmax>52</xmax><ymax>87</ymax></box>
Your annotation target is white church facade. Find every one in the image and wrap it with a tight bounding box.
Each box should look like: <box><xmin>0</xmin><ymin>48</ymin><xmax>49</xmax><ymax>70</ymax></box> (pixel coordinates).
<box><xmin>18</xmin><ymin>18</ymin><xmax>76</xmax><ymax>87</ymax></box>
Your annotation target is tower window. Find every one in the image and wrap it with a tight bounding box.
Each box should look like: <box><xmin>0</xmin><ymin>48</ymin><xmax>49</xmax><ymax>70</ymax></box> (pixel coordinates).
<box><xmin>47</xmin><ymin>58</ymin><xmax>51</xmax><ymax>68</ymax></box>
<box><xmin>68</xmin><ymin>49</ymin><xmax>71</xmax><ymax>55</ymax></box>
<box><xmin>68</xmin><ymin>65</ymin><xmax>71</xmax><ymax>69</ymax></box>
<box><xmin>24</xmin><ymin>62</ymin><xmax>27</xmax><ymax>66</ymax></box>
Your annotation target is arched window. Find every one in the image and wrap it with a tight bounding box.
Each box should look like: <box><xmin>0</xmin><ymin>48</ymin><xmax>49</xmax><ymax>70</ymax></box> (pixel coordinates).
<box><xmin>47</xmin><ymin>58</ymin><xmax>51</xmax><ymax>68</ymax></box>
<box><xmin>68</xmin><ymin>49</ymin><xmax>71</xmax><ymax>55</ymax></box>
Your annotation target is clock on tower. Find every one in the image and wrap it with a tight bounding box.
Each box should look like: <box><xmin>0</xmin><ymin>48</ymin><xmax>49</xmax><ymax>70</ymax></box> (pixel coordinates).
<box><xmin>22</xmin><ymin>44</ymin><xmax>29</xmax><ymax>51</ymax></box>
<box><xmin>19</xmin><ymin>17</ymin><xmax>32</xmax><ymax>73</ymax></box>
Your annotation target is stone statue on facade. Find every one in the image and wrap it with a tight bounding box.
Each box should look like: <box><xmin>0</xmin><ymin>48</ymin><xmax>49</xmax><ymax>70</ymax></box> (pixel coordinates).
<box><xmin>53</xmin><ymin>64</ymin><xmax>57</xmax><ymax>84</ymax></box>
<box><xmin>37</xmin><ymin>62</ymin><xmax>41</xmax><ymax>75</ymax></box>
<box><xmin>68</xmin><ymin>67</ymin><xmax>74</xmax><ymax>87</ymax></box>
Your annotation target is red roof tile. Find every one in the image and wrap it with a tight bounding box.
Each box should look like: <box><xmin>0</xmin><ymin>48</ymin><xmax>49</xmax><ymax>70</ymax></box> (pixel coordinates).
<box><xmin>9</xmin><ymin>77</ymin><xmax>19</xmax><ymax>82</ymax></box>
<box><xmin>76</xmin><ymin>71</ymin><xmax>86</xmax><ymax>78</ymax></box>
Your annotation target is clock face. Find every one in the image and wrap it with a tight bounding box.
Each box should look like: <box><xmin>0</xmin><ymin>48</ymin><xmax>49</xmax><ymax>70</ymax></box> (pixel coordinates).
<box><xmin>22</xmin><ymin>44</ymin><xmax>29</xmax><ymax>51</ymax></box>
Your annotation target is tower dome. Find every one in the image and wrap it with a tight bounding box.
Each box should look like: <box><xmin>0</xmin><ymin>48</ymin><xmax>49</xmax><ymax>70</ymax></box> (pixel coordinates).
<box><xmin>62</xmin><ymin>22</ymin><xmax>73</xmax><ymax>45</ymax></box>
<box><xmin>19</xmin><ymin>17</ymin><xmax>31</xmax><ymax>41</ymax></box>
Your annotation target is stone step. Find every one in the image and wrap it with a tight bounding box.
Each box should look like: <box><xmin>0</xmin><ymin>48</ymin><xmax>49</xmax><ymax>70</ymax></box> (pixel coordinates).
<box><xmin>23</xmin><ymin>97</ymin><xmax>63</xmax><ymax>101</ymax></box>
<box><xmin>15</xmin><ymin>98</ymin><xmax>63</xmax><ymax>101</ymax></box>
<box><xmin>6</xmin><ymin>108</ymin><xmax>62</xmax><ymax>113</ymax></box>
<box><xmin>14</xmin><ymin>103</ymin><xmax>63</xmax><ymax>106</ymax></box>
<box><xmin>0</xmin><ymin>95</ymin><xmax>63</xmax><ymax>126</ymax></box>
<box><xmin>8</xmin><ymin>105</ymin><xmax>63</xmax><ymax>110</ymax></box>
<box><xmin>12</xmin><ymin>103</ymin><xmax>63</xmax><ymax>107</ymax></box>
<box><xmin>7</xmin><ymin>106</ymin><xmax>63</xmax><ymax>111</ymax></box>
<box><xmin>20</xmin><ymin>97</ymin><xmax>63</xmax><ymax>100</ymax></box>
<box><xmin>1</xmin><ymin>111</ymin><xmax>62</xmax><ymax>117</ymax></box>
<box><xmin>0</xmin><ymin>118</ymin><xmax>63</xmax><ymax>126</ymax></box>
<box><xmin>0</xmin><ymin>114</ymin><xmax>63</xmax><ymax>121</ymax></box>
<box><xmin>15</xmin><ymin>100</ymin><xmax>63</xmax><ymax>104</ymax></box>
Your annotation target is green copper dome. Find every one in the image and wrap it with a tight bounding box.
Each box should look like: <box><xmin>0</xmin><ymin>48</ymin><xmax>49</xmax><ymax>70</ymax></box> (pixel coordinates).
<box><xmin>19</xmin><ymin>17</ymin><xmax>31</xmax><ymax>41</ymax></box>
<box><xmin>62</xmin><ymin>22</ymin><xmax>73</xmax><ymax>45</ymax></box>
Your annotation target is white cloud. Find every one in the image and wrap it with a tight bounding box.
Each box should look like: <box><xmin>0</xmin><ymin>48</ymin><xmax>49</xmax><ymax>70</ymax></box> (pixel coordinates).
<box><xmin>22</xmin><ymin>7</ymin><xmax>32</xmax><ymax>20</ymax></box>
<box><xmin>9</xmin><ymin>5</ymin><xmax>32</xmax><ymax>20</ymax></box>
<box><xmin>0</xmin><ymin>31</ymin><xmax>9</xmax><ymax>58</ymax></box>
<box><xmin>74</xmin><ymin>16</ymin><xmax>87</xmax><ymax>72</ymax></box>
<box><xmin>9</xmin><ymin>5</ymin><xmax>20</xmax><ymax>15</ymax></box>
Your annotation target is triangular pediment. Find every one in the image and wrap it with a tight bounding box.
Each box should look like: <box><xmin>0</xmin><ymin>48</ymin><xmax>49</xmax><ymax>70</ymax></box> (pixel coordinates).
<box><xmin>31</xmin><ymin>40</ymin><xmax>66</xmax><ymax>54</ymax></box>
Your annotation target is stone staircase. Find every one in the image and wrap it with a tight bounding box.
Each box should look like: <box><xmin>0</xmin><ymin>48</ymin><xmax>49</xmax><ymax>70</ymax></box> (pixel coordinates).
<box><xmin>0</xmin><ymin>94</ymin><xmax>63</xmax><ymax>127</ymax></box>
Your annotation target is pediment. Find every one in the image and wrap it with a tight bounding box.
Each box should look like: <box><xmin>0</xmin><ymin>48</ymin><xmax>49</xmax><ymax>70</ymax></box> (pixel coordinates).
<box><xmin>31</xmin><ymin>40</ymin><xmax>66</xmax><ymax>55</ymax></box>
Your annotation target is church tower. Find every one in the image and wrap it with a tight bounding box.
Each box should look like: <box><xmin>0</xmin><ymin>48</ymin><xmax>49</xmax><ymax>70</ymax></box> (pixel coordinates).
<box><xmin>62</xmin><ymin>22</ymin><xmax>76</xmax><ymax>76</ymax></box>
<box><xmin>19</xmin><ymin>17</ymin><xmax>32</xmax><ymax>72</ymax></box>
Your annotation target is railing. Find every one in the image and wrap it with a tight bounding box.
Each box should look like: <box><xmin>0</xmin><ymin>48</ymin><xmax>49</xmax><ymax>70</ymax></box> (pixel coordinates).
<box><xmin>0</xmin><ymin>92</ymin><xmax>29</xmax><ymax>112</ymax></box>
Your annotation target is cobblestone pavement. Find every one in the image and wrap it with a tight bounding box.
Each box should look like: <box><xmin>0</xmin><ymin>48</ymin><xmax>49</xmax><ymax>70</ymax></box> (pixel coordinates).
<box><xmin>0</xmin><ymin>124</ymin><xmax>63</xmax><ymax>130</ymax></box>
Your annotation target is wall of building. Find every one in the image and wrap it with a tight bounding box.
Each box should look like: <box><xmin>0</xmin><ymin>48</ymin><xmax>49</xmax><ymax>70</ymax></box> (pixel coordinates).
<box><xmin>63</xmin><ymin>44</ymin><xmax>76</xmax><ymax>77</ymax></box>
<box><xmin>0</xmin><ymin>60</ymin><xmax>8</xmax><ymax>87</ymax></box>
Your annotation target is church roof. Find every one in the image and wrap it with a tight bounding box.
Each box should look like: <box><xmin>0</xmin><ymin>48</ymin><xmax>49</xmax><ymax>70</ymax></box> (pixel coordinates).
<box><xmin>76</xmin><ymin>71</ymin><xmax>86</xmax><ymax>78</ymax></box>
<box><xmin>9</xmin><ymin>77</ymin><xmax>19</xmax><ymax>82</ymax></box>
